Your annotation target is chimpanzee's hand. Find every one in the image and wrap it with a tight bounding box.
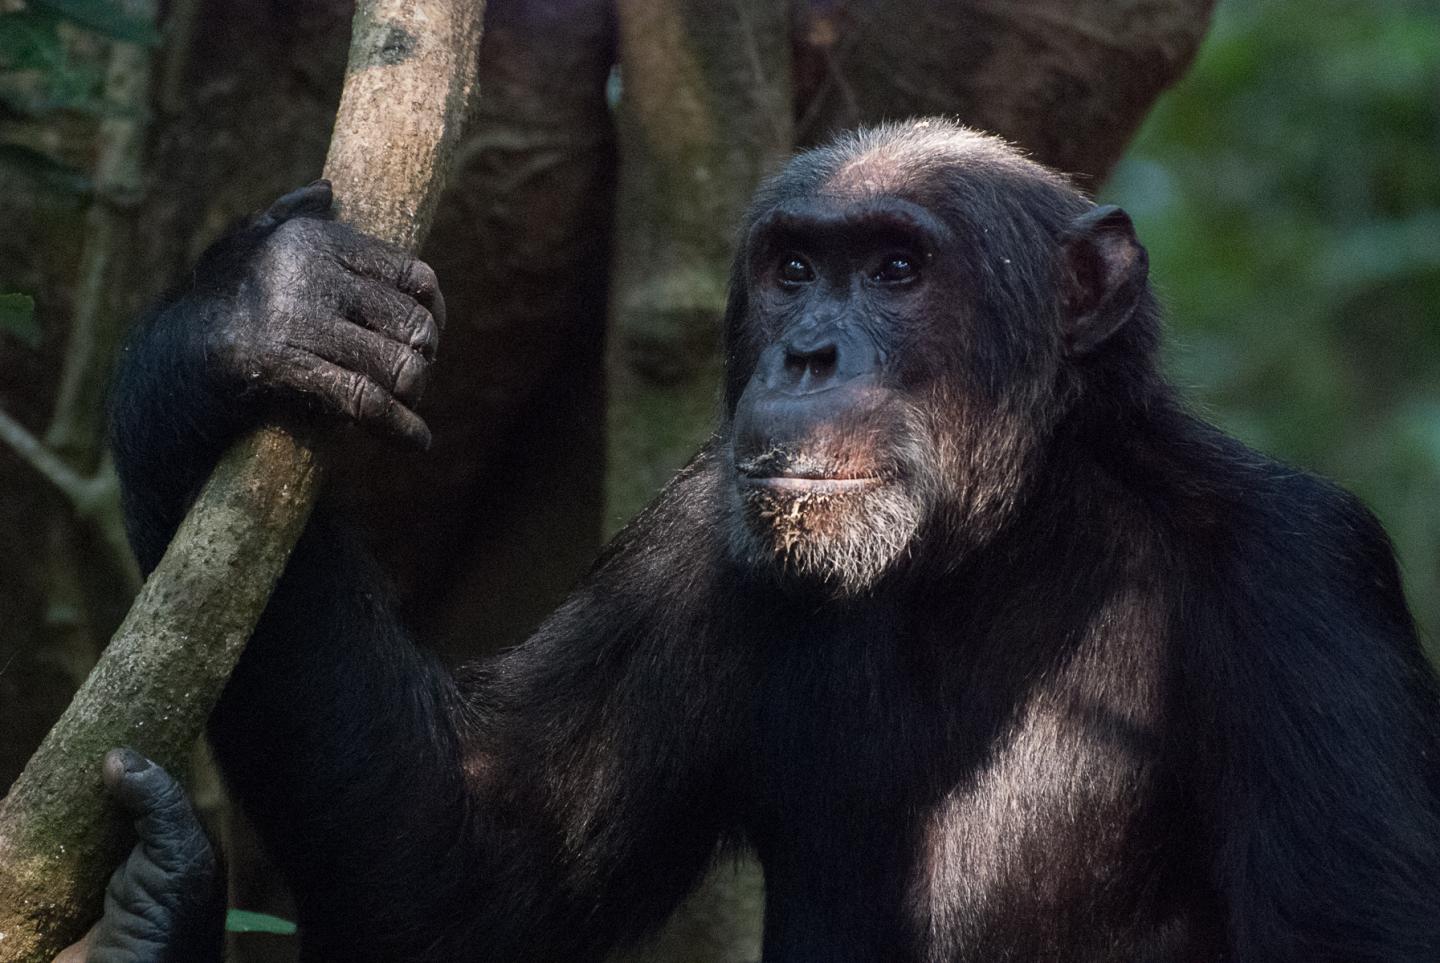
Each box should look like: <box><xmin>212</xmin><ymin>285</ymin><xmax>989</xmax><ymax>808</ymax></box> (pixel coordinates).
<box><xmin>195</xmin><ymin>180</ymin><xmax>445</xmax><ymax>450</ymax></box>
<box><xmin>52</xmin><ymin>749</ymin><xmax>225</xmax><ymax>963</ymax></box>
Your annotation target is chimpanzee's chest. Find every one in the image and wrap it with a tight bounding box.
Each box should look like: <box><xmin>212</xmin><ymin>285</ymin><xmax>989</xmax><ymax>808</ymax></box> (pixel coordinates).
<box><xmin>739</xmin><ymin>626</ymin><xmax>1223</xmax><ymax>962</ymax></box>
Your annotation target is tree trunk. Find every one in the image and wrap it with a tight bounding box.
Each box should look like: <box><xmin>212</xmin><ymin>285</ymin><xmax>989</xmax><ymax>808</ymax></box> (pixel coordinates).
<box><xmin>606</xmin><ymin>0</ymin><xmax>794</xmax><ymax>524</ymax></box>
<box><xmin>0</xmin><ymin>3</ymin><xmax>484</xmax><ymax>958</ymax></box>
<box><xmin>605</xmin><ymin>2</ymin><xmax>794</xmax><ymax>960</ymax></box>
<box><xmin>335</xmin><ymin>0</ymin><xmax>619</xmax><ymax>661</ymax></box>
<box><xmin>792</xmin><ymin>0</ymin><xmax>1219</xmax><ymax>184</ymax></box>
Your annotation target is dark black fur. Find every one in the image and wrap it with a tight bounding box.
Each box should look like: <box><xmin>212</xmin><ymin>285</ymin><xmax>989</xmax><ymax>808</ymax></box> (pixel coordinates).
<box><xmin>105</xmin><ymin>121</ymin><xmax>1440</xmax><ymax>962</ymax></box>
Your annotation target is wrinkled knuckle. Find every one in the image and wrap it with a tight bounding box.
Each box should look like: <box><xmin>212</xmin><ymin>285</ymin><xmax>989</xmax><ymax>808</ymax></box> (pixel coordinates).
<box><xmin>345</xmin><ymin>373</ymin><xmax>386</xmax><ymax>422</ymax></box>
<box><xmin>105</xmin><ymin>859</ymin><xmax>133</xmax><ymax>904</ymax></box>
<box><xmin>382</xmin><ymin>249</ymin><xmax>411</xmax><ymax>289</ymax></box>
<box><xmin>146</xmin><ymin>781</ymin><xmax>191</xmax><ymax>825</ymax></box>
<box><xmin>182</xmin><ymin>826</ymin><xmax>218</xmax><ymax>871</ymax></box>
<box><xmin>344</xmin><ymin>373</ymin><xmax>370</xmax><ymax>420</ymax></box>
<box><xmin>152</xmin><ymin>823</ymin><xmax>213</xmax><ymax>878</ymax></box>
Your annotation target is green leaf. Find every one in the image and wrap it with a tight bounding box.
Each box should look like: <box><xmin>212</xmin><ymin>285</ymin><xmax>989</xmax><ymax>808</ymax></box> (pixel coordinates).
<box><xmin>29</xmin><ymin>0</ymin><xmax>160</xmax><ymax>46</ymax></box>
<box><xmin>225</xmin><ymin>910</ymin><xmax>298</xmax><ymax>935</ymax></box>
<box><xmin>0</xmin><ymin>293</ymin><xmax>41</xmax><ymax>349</ymax></box>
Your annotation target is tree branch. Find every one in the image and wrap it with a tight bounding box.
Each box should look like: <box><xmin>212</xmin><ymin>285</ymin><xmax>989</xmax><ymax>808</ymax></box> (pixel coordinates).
<box><xmin>0</xmin><ymin>408</ymin><xmax>90</xmax><ymax>508</ymax></box>
<box><xmin>0</xmin><ymin>409</ymin><xmax>137</xmax><ymax>590</ymax></box>
<box><xmin>0</xmin><ymin>3</ymin><xmax>485</xmax><ymax>959</ymax></box>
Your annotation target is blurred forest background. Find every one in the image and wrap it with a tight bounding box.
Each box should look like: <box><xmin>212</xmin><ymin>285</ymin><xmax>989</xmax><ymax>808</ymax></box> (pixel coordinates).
<box><xmin>1109</xmin><ymin>0</ymin><xmax>1440</xmax><ymax>649</ymax></box>
<box><xmin>0</xmin><ymin>0</ymin><xmax>1436</xmax><ymax>959</ymax></box>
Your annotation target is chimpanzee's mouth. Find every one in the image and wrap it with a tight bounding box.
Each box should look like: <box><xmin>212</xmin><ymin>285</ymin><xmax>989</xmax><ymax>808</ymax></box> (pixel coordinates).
<box><xmin>738</xmin><ymin>474</ymin><xmax>883</xmax><ymax>493</ymax></box>
<box><xmin>734</xmin><ymin>449</ymin><xmax>888</xmax><ymax>494</ymax></box>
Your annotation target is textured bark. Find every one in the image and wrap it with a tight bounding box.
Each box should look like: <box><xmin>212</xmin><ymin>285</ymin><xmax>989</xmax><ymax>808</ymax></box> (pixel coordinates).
<box><xmin>0</xmin><ymin>431</ymin><xmax>321</xmax><ymax>962</ymax></box>
<box><xmin>604</xmin><ymin>2</ymin><xmax>793</xmax><ymax>961</ymax></box>
<box><xmin>0</xmin><ymin>7</ymin><xmax>353</xmax><ymax>960</ymax></box>
<box><xmin>607</xmin><ymin>0</ymin><xmax>793</xmax><ymax>521</ymax></box>
<box><xmin>335</xmin><ymin>0</ymin><xmax>618</xmax><ymax>660</ymax></box>
<box><xmin>792</xmin><ymin>0</ymin><xmax>1219</xmax><ymax>184</ymax></box>
<box><xmin>0</xmin><ymin>4</ymin><xmax>618</xmax><ymax>958</ymax></box>
<box><xmin>0</xmin><ymin>3</ymin><xmax>483</xmax><ymax>958</ymax></box>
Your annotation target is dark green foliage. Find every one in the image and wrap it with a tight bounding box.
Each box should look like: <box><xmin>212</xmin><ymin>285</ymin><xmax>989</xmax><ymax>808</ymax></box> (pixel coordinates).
<box><xmin>28</xmin><ymin>0</ymin><xmax>158</xmax><ymax>47</ymax></box>
<box><xmin>1109</xmin><ymin>0</ymin><xmax>1440</xmax><ymax>648</ymax></box>
<box><xmin>0</xmin><ymin>1</ymin><xmax>152</xmax><ymax>200</ymax></box>
<box><xmin>0</xmin><ymin>10</ymin><xmax>103</xmax><ymax>117</ymax></box>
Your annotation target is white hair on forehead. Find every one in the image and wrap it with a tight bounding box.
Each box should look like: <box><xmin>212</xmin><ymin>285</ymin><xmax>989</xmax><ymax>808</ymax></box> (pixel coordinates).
<box><xmin>818</xmin><ymin>119</ymin><xmax>1069</xmax><ymax>200</ymax></box>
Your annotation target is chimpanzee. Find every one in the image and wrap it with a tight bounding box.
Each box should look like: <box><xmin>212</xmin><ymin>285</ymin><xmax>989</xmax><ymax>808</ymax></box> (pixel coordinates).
<box><xmin>82</xmin><ymin>120</ymin><xmax>1440</xmax><ymax>962</ymax></box>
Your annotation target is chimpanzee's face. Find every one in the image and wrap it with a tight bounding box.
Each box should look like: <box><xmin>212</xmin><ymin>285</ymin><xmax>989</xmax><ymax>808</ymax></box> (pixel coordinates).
<box><xmin>725</xmin><ymin>189</ymin><xmax>949</xmax><ymax>593</ymax></box>
<box><xmin>721</xmin><ymin>123</ymin><xmax>1147</xmax><ymax>594</ymax></box>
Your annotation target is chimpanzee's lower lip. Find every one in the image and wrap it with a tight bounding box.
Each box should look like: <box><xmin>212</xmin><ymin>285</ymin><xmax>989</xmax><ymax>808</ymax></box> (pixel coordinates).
<box><xmin>739</xmin><ymin>475</ymin><xmax>883</xmax><ymax>493</ymax></box>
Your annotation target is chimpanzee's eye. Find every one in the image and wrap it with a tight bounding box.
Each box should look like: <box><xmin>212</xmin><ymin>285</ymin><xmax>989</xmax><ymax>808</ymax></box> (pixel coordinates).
<box><xmin>778</xmin><ymin>254</ymin><xmax>815</xmax><ymax>285</ymax></box>
<box><xmin>873</xmin><ymin>254</ymin><xmax>918</xmax><ymax>284</ymax></box>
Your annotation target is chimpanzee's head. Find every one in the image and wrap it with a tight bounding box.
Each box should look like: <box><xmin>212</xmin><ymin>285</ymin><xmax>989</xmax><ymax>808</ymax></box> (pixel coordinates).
<box><xmin>722</xmin><ymin>119</ymin><xmax>1157</xmax><ymax>593</ymax></box>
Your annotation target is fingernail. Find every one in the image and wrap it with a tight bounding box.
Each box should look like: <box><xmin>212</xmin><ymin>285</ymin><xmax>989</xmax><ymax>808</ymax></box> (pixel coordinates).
<box><xmin>118</xmin><ymin>748</ymin><xmax>151</xmax><ymax>774</ymax></box>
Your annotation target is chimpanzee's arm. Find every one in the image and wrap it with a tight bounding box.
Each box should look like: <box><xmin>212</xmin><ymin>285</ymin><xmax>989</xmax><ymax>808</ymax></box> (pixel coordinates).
<box><xmin>204</xmin><ymin>503</ymin><xmax>735</xmax><ymax>962</ymax></box>
<box><xmin>1195</xmin><ymin>479</ymin><xmax>1440</xmax><ymax>962</ymax></box>
<box><xmin>105</xmin><ymin>188</ymin><xmax>732</xmax><ymax>961</ymax></box>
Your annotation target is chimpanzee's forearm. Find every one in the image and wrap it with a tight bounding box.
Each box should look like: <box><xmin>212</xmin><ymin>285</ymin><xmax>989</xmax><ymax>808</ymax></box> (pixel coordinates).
<box><xmin>206</xmin><ymin>516</ymin><xmax>481</xmax><ymax>957</ymax></box>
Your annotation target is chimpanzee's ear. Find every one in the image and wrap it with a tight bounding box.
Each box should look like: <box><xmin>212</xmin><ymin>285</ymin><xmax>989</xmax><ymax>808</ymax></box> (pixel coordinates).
<box><xmin>1059</xmin><ymin>205</ymin><xmax>1149</xmax><ymax>355</ymax></box>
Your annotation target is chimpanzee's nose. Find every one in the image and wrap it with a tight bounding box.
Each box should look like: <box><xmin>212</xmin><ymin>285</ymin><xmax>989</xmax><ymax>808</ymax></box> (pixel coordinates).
<box><xmin>767</xmin><ymin>325</ymin><xmax>880</xmax><ymax>394</ymax></box>
<box><xmin>783</xmin><ymin>340</ymin><xmax>839</xmax><ymax>385</ymax></box>
<box><xmin>733</xmin><ymin>323</ymin><xmax>889</xmax><ymax>468</ymax></box>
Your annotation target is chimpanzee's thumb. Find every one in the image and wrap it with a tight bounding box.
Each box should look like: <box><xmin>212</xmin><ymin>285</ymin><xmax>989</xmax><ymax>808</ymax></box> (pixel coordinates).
<box><xmin>259</xmin><ymin>180</ymin><xmax>334</xmax><ymax>225</ymax></box>
<box><xmin>84</xmin><ymin>748</ymin><xmax>225</xmax><ymax>963</ymax></box>
<box><xmin>101</xmin><ymin>748</ymin><xmax>209</xmax><ymax>872</ymax></box>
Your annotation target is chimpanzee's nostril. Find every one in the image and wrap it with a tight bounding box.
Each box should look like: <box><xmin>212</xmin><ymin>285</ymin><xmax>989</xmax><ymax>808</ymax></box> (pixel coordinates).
<box><xmin>809</xmin><ymin>345</ymin><xmax>837</xmax><ymax>378</ymax></box>
<box><xmin>784</xmin><ymin>343</ymin><xmax>838</xmax><ymax>383</ymax></box>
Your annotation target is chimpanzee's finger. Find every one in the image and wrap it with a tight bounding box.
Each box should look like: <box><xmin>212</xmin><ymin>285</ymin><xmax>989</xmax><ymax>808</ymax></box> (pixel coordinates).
<box><xmin>268</xmin><ymin>346</ymin><xmax>432</xmax><ymax>450</ymax></box>
<box><xmin>337</xmin><ymin>276</ymin><xmax>442</xmax><ymax>360</ymax></box>
<box><xmin>91</xmin><ymin>749</ymin><xmax>223</xmax><ymax>963</ymax></box>
<box><xmin>260</xmin><ymin>180</ymin><xmax>334</xmax><ymax>225</ymax></box>
<box><xmin>412</xmin><ymin>258</ymin><xmax>446</xmax><ymax>332</ymax></box>
<box><xmin>299</xmin><ymin>321</ymin><xmax>432</xmax><ymax>410</ymax></box>
<box><xmin>318</xmin><ymin>222</ymin><xmax>446</xmax><ymax>328</ymax></box>
<box><xmin>101</xmin><ymin>749</ymin><xmax>210</xmax><ymax>877</ymax></box>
